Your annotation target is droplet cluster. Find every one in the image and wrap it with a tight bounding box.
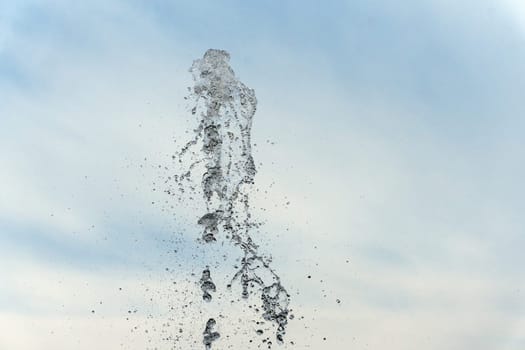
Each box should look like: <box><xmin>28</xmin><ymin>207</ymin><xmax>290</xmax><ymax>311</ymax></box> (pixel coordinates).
<box><xmin>172</xmin><ymin>49</ymin><xmax>291</xmax><ymax>347</ymax></box>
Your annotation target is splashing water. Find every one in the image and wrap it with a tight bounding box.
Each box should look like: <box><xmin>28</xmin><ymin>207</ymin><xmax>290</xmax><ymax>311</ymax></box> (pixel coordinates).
<box><xmin>203</xmin><ymin>318</ymin><xmax>220</xmax><ymax>349</ymax></box>
<box><xmin>172</xmin><ymin>49</ymin><xmax>291</xmax><ymax>347</ymax></box>
<box><xmin>200</xmin><ymin>267</ymin><xmax>216</xmax><ymax>302</ymax></box>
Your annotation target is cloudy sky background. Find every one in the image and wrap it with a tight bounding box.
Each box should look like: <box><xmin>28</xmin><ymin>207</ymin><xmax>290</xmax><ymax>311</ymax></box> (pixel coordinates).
<box><xmin>1</xmin><ymin>0</ymin><xmax>525</xmax><ymax>349</ymax></box>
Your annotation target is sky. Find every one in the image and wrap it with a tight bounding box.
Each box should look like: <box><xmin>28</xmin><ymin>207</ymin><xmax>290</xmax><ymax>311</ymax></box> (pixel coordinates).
<box><xmin>1</xmin><ymin>0</ymin><xmax>525</xmax><ymax>349</ymax></box>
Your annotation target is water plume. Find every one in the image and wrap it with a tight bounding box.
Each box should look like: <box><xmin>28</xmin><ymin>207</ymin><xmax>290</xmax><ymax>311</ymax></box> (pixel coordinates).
<box><xmin>173</xmin><ymin>49</ymin><xmax>290</xmax><ymax>347</ymax></box>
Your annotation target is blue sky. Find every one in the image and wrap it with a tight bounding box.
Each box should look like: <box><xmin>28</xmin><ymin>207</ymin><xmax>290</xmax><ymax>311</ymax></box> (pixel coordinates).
<box><xmin>1</xmin><ymin>0</ymin><xmax>525</xmax><ymax>349</ymax></box>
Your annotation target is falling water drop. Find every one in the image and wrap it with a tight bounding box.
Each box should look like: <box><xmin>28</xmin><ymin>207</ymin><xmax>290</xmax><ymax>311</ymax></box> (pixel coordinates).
<box><xmin>173</xmin><ymin>49</ymin><xmax>291</xmax><ymax>347</ymax></box>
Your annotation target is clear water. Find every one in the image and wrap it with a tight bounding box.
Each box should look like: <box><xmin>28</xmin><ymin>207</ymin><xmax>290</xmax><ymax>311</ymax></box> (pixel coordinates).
<box><xmin>172</xmin><ymin>49</ymin><xmax>291</xmax><ymax>348</ymax></box>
